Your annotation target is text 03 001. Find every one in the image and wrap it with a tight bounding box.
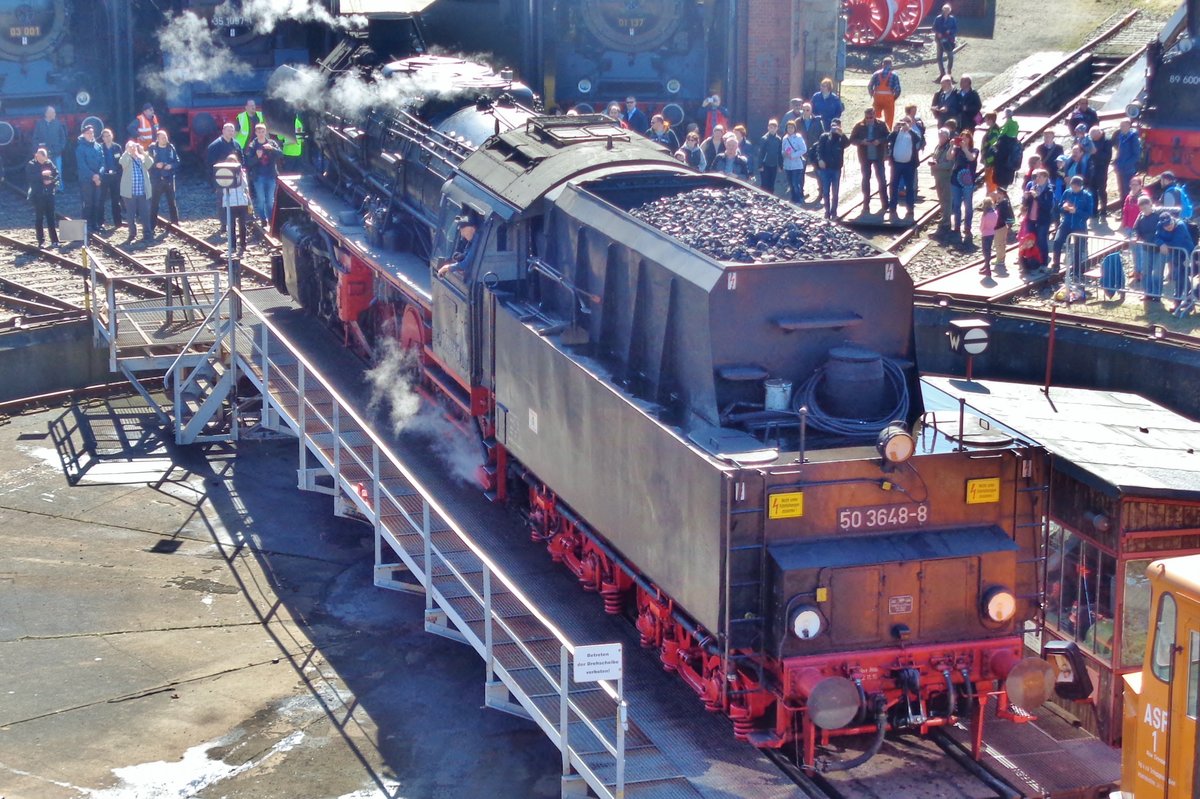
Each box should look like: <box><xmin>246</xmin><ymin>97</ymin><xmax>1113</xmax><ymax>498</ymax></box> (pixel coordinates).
<box><xmin>838</xmin><ymin>503</ymin><xmax>930</xmax><ymax>531</ymax></box>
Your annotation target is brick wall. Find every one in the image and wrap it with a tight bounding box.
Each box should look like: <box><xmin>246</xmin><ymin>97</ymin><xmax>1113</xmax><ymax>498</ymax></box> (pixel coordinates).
<box><xmin>737</xmin><ymin>0</ymin><xmax>841</xmax><ymax>136</ymax></box>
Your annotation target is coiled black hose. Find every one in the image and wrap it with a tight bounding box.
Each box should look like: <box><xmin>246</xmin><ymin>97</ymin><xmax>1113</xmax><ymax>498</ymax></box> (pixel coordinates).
<box><xmin>794</xmin><ymin>358</ymin><xmax>910</xmax><ymax>437</ymax></box>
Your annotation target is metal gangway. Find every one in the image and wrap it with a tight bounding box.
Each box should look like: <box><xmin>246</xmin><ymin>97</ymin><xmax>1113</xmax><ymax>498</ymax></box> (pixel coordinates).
<box><xmin>85</xmin><ymin>245</ymin><xmax>673</xmax><ymax>799</ymax></box>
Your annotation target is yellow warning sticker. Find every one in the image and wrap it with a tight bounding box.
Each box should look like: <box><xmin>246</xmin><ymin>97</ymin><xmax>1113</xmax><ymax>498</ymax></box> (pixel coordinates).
<box><xmin>768</xmin><ymin>491</ymin><xmax>804</xmax><ymax>519</ymax></box>
<box><xmin>966</xmin><ymin>477</ymin><xmax>1001</xmax><ymax>505</ymax></box>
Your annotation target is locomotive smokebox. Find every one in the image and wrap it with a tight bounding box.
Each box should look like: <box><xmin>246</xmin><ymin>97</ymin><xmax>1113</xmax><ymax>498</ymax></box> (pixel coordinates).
<box><xmin>817</xmin><ymin>346</ymin><xmax>888</xmax><ymax>419</ymax></box>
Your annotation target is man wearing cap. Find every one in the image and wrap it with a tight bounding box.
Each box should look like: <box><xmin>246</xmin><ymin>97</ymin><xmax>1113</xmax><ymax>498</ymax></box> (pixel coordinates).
<box><xmin>781</xmin><ymin>98</ymin><xmax>804</xmax><ymax>130</ymax></box>
<box><xmin>132</xmin><ymin>104</ymin><xmax>159</xmax><ymax>150</ymax></box>
<box><xmin>1159</xmin><ymin>171</ymin><xmax>1193</xmax><ymax>220</ymax></box>
<box><xmin>75</xmin><ymin>125</ymin><xmax>104</xmax><ymax>231</ymax></box>
<box><xmin>1052</xmin><ymin>175</ymin><xmax>1094</xmax><ymax>277</ymax></box>
<box><xmin>437</xmin><ymin>215</ymin><xmax>479</xmax><ymax>279</ymax></box>
<box><xmin>867</xmin><ymin>56</ymin><xmax>901</xmax><ymax>129</ymax></box>
<box><xmin>1156</xmin><ymin>212</ymin><xmax>1195</xmax><ymax>310</ymax></box>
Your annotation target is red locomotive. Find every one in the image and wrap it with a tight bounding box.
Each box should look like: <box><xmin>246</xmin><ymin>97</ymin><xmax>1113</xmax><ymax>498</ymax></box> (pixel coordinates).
<box><xmin>265</xmin><ymin>27</ymin><xmax>1066</xmax><ymax>768</ymax></box>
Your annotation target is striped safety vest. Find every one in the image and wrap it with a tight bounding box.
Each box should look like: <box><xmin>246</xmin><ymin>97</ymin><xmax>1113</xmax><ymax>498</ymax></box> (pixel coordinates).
<box><xmin>135</xmin><ymin>113</ymin><xmax>158</xmax><ymax>148</ymax></box>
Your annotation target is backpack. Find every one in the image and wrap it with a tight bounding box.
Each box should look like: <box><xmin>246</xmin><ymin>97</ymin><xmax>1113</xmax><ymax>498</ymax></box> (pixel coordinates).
<box><xmin>1005</xmin><ymin>139</ymin><xmax>1023</xmax><ymax>172</ymax></box>
<box><xmin>1165</xmin><ymin>185</ymin><xmax>1194</xmax><ymax>221</ymax></box>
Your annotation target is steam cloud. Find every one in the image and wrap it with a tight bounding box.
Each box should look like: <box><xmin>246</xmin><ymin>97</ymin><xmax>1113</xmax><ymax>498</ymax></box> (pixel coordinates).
<box><xmin>270</xmin><ymin>60</ymin><xmax>493</xmax><ymax>118</ymax></box>
<box><xmin>365</xmin><ymin>341</ymin><xmax>482</xmax><ymax>486</ymax></box>
<box><xmin>141</xmin><ymin>11</ymin><xmax>251</xmax><ymax>95</ymax></box>
<box><xmin>143</xmin><ymin>1</ymin><xmax>364</xmax><ymax>96</ymax></box>
<box><xmin>214</xmin><ymin>0</ymin><xmax>366</xmax><ymax>34</ymax></box>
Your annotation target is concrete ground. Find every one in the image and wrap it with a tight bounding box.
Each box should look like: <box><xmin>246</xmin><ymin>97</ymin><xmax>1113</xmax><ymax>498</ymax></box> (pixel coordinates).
<box><xmin>0</xmin><ymin>397</ymin><xmax>559</xmax><ymax>798</ymax></box>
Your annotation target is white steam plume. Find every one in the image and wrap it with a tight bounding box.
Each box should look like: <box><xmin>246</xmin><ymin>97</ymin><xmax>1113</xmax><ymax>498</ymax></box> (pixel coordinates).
<box><xmin>215</xmin><ymin>0</ymin><xmax>367</xmax><ymax>33</ymax></box>
<box><xmin>141</xmin><ymin>11</ymin><xmax>251</xmax><ymax>95</ymax></box>
<box><xmin>271</xmin><ymin>62</ymin><xmax>483</xmax><ymax>117</ymax></box>
<box><xmin>365</xmin><ymin>341</ymin><xmax>482</xmax><ymax>486</ymax></box>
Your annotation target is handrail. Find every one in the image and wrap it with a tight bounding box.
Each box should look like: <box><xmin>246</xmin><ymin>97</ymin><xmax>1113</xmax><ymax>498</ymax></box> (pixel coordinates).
<box><xmin>163</xmin><ymin>287</ymin><xmax>234</xmax><ymax>397</ymax></box>
<box><xmin>233</xmin><ymin>293</ymin><xmax>628</xmax><ymax>792</ymax></box>
<box><xmin>232</xmin><ymin>288</ymin><xmax>620</xmax><ymax>701</ymax></box>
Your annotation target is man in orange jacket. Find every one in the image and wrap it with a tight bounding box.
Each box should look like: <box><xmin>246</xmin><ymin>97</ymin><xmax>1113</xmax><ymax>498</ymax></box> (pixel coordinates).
<box><xmin>132</xmin><ymin>103</ymin><xmax>159</xmax><ymax>149</ymax></box>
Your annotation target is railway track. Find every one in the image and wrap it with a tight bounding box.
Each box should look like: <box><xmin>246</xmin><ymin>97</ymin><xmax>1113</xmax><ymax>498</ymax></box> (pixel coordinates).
<box><xmin>0</xmin><ymin>232</ymin><xmax>160</xmax><ymax>309</ymax></box>
<box><xmin>155</xmin><ymin>215</ymin><xmax>275</xmax><ymax>284</ymax></box>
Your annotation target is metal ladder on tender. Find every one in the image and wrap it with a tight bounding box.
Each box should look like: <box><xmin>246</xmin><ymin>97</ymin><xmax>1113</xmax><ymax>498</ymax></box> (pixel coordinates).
<box><xmin>1014</xmin><ymin>453</ymin><xmax>1052</xmax><ymax>645</ymax></box>
<box><xmin>724</xmin><ymin>473</ymin><xmax>775</xmax><ymax>744</ymax></box>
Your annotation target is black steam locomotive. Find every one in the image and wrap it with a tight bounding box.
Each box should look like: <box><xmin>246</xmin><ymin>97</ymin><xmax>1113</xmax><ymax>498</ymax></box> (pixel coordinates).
<box><xmin>0</xmin><ymin>0</ymin><xmax>111</xmax><ymax>163</ymax></box>
<box><xmin>543</xmin><ymin>0</ymin><xmax>723</xmax><ymax>125</ymax></box>
<box><xmin>266</xmin><ymin>33</ymin><xmax>1061</xmax><ymax>767</ymax></box>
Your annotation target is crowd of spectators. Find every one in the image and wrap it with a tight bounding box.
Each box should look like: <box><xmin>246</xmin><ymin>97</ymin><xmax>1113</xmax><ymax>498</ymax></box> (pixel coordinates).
<box><xmin>24</xmin><ymin>100</ymin><xmax>285</xmax><ymax>254</ymax></box>
<box><xmin>594</xmin><ymin>17</ymin><xmax>1194</xmax><ymax>306</ymax></box>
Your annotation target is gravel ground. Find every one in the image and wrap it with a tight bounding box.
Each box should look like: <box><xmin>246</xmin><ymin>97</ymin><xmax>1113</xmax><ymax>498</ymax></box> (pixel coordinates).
<box><xmin>0</xmin><ymin>173</ymin><xmax>276</xmax><ymax>301</ymax></box>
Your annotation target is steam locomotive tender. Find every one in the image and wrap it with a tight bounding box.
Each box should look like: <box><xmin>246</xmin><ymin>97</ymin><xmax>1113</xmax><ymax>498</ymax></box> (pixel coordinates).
<box><xmin>270</xmin><ymin>60</ymin><xmax>1055</xmax><ymax>766</ymax></box>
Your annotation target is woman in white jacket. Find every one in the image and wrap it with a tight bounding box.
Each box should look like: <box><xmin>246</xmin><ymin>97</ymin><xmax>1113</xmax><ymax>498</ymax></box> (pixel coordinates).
<box><xmin>781</xmin><ymin>120</ymin><xmax>808</xmax><ymax>204</ymax></box>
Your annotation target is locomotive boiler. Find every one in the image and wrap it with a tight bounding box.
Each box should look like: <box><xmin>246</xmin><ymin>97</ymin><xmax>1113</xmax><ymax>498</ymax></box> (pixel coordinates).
<box><xmin>269</xmin><ymin>48</ymin><xmax>1060</xmax><ymax>766</ymax></box>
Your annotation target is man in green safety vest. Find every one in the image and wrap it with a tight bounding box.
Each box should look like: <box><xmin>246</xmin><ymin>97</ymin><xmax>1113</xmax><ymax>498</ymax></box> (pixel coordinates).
<box><xmin>282</xmin><ymin>116</ymin><xmax>303</xmax><ymax>171</ymax></box>
<box><xmin>234</xmin><ymin>99</ymin><xmax>264</xmax><ymax>150</ymax></box>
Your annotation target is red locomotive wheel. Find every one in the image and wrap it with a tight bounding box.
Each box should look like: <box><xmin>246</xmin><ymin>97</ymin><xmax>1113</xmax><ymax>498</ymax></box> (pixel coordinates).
<box><xmin>885</xmin><ymin>0</ymin><xmax>927</xmax><ymax>41</ymax></box>
<box><xmin>843</xmin><ymin>0</ymin><xmax>896</xmax><ymax>47</ymax></box>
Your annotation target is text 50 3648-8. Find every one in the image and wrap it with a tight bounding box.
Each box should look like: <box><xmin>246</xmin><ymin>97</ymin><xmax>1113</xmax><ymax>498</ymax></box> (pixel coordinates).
<box><xmin>838</xmin><ymin>503</ymin><xmax>930</xmax><ymax>531</ymax></box>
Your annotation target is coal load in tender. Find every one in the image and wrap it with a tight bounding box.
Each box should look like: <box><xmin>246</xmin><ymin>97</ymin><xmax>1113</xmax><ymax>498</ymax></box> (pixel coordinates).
<box><xmin>629</xmin><ymin>187</ymin><xmax>878</xmax><ymax>263</ymax></box>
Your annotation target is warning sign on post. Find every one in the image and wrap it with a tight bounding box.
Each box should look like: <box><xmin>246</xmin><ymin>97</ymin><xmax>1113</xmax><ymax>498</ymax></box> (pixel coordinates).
<box><xmin>573</xmin><ymin>643</ymin><xmax>623</xmax><ymax>683</ymax></box>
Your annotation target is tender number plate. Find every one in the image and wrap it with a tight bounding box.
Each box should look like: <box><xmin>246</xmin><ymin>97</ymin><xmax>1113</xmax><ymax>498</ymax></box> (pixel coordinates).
<box><xmin>838</xmin><ymin>503</ymin><xmax>929</xmax><ymax>531</ymax></box>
